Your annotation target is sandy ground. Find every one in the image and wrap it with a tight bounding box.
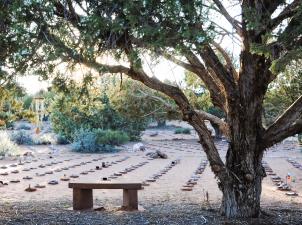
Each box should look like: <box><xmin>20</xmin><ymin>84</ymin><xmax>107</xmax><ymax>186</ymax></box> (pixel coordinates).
<box><xmin>0</xmin><ymin>126</ymin><xmax>302</xmax><ymax>212</ymax></box>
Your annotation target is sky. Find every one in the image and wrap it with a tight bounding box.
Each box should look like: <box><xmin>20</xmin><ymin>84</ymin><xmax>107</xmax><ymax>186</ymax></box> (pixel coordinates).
<box><xmin>18</xmin><ymin>1</ymin><xmax>242</xmax><ymax>95</ymax></box>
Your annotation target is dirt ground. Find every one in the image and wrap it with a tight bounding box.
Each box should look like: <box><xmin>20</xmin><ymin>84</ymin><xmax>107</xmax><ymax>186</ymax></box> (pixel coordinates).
<box><xmin>0</xmin><ymin>123</ymin><xmax>302</xmax><ymax>224</ymax></box>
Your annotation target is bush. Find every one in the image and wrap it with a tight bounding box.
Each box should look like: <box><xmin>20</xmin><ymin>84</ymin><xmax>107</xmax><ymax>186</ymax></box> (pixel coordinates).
<box><xmin>33</xmin><ymin>134</ymin><xmax>54</xmax><ymax>145</ymax></box>
<box><xmin>71</xmin><ymin>128</ymin><xmax>125</xmax><ymax>153</ymax></box>
<box><xmin>174</xmin><ymin>127</ymin><xmax>191</xmax><ymax>134</ymax></box>
<box><xmin>0</xmin><ymin>131</ymin><xmax>20</xmax><ymax>156</ymax></box>
<box><xmin>56</xmin><ymin>134</ymin><xmax>70</xmax><ymax>145</ymax></box>
<box><xmin>15</xmin><ymin>123</ymin><xmax>32</xmax><ymax>130</ymax></box>
<box><xmin>71</xmin><ymin>129</ymin><xmax>100</xmax><ymax>153</ymax></box>
<box><xmin>11</xmin><ymin>130</ymin><xmax>33</xmax><ymax>145</ymax></box>
<box><xmin>95</xmin><ymin>129</ymin><xmax>129</xmax><ymax>146</ymax></box>
<box><xmin>0</xmin><ymin>112</ymin><xmax>15</xmax><ymax>129</ymax></box>
<box><xmin>50</xmin><ymin>93</ymin><xmax>147</xmax><ymax>142</ymax></box>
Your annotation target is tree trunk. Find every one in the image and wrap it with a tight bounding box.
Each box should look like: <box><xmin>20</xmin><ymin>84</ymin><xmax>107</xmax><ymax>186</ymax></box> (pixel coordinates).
<box><xmin>220</xmin><ymin>144</ymin><xmax>265</xmax><ymax>218</ymax></box>
<box><xmin>220</xmin><ymin>174</ymin><xmax>262</xmax><ymax>217</ymax></box>
<box><xmin>210</xmin><ymin>121</ymin><xmax>222</xmax><ymax>139</ymax></box>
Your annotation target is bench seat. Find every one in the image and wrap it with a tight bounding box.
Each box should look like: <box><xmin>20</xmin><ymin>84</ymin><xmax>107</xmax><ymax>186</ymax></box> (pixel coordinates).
<box><xmin>69</xmin><ymin>182</ymin><xmax>142</xmax><ymax>210</ymax></box>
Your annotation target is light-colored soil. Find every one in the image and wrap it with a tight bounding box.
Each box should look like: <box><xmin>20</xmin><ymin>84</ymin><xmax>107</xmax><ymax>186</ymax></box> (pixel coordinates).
<box><xmin>0</xmin><ymin>125</ymin><xmax>301</xmax><ymax>211</ymax></box>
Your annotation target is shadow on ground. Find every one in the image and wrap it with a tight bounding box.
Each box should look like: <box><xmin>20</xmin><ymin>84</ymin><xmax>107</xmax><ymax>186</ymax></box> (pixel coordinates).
<box><xmin>0</xmin><ymin>201</ymin><xmax>301</xmax><ymax>225</ymax></box>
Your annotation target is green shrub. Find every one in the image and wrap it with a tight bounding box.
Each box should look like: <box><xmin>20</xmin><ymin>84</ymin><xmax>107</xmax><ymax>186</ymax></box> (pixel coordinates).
<box><xmin>174</xmin><ymin>127</ymin><xmax>191</xmax><ymax>134</ymax></box>
<box><xmin>0</xmin><ymin>112</ymin><xmax>15</xmax><ymax>129</ymax></box>
<box><xmin>71</xmin><ymin>128</ymin><xmax>127</xmax><ymax>153</ymax></box>
<box><xmin>15</xmin><ymin>123</ymin><xmax>32</xmax><ymax>130</ymax></box>
<box><xmin>0</xmin><ymin>131</ymin><xmax>20</xmax><ymax>156</ymax></box>
<box><xmin>71</xmin><ymin>128</ymin><xmax>100</xmax><ymax>153</ymax></box>
<box><xmin>56</xmin><ymin>134</ymin><xmax>70</xmax><ymax>145</ymax></box>
<box><xmin>95</xmin><ymin>129</ymin><xmax>129</xmax><ymax>146</ymax></box>
<box><xmin>11</xmin><ymin>130</ymin><xmax>33</xmax><ymax>145</ymax></box>
<box><xmin>50</xmin><ymin>93</ymin><xmax>147</xmax><ymax>141</ymax></box>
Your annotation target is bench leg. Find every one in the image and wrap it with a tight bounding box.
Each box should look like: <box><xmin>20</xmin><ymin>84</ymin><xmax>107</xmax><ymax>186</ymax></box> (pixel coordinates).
<box><xmin>123</xmin><ymin>189</ymin><xmax>138</xmax><ymax>210</ymax></box>
<box><xmin>73</xmin><ymin>189</ymin><xmax>93</xmax><ymax>210</ymax></box>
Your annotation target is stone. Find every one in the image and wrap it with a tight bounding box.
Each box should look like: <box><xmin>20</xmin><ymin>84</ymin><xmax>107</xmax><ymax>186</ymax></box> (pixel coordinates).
<box><xmin>156</xmin><ymin>150</ymin><xmax>167</xmax><ymax>159</ymax></box>
<box><xmin>80</xmin><ymin>171</ymin><xmax>88</xmax><ymax>175</ymax></box>
<box><xmin>25</xmin><ymin>185</ymin><xmax>37</xmax><ymax>192</ymax></box>
<box><xmin>35</xmin><ymin>184</ymin><xmax>46</xmax><ymax>188</ymax></box>
<box><xmin>10</xmin><ymin>179</ymin><xmax>20</xmax><ymax>183</ymax></box>
<box><xmin>61</xmin><ymin>175</ymin><xmax>70</xmax><ymax>181</ymax></box>
<box><xmin>181</xmin><ymin>187</ymin><xmax>193</xmax><ymax>191</ymax></box>
<box><xmin>133</xmin><ymin>143</ymin><xmax>146</xmax><ymax>152</ymax></box>
<box><xmin>48</xmin><ymin>180</ymin><xmax>59</xmax><ymax>185</ymax></box>
<box><xmin>45</xmin><ymin>171</ymin><xmax>54</xmax><ymax>174</ymax></box>
<box><xmin>149</xmin><ymin>131</ymin><xmax>158</xmax><ymax>137</ymax></box>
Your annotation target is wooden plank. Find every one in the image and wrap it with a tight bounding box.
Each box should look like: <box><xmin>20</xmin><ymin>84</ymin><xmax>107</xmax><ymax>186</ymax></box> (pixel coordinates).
<box><xmin>69</xmin><ymin>182</ymin><xmax>142</xmax><ymax>190</ymax></box>
<box><xmin>123</xmin><ymin>189</ymin><xmax>138</xmax><ymax>210</ymax></box>
<box><xmin>73</xmin><ymin>189</ymin><xmax>93</xmax><ymax>210</ymax></box>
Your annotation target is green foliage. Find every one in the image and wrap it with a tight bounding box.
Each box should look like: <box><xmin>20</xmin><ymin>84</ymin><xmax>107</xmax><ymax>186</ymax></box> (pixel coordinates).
<box><xmin>0</xmin><ymin>111</ymin><xmax>15</xmax><ymax>128</ymax></box>
<box><xmin>94</xmin><ymin>129</ymin><xmax>129</xmax><ymax>146</ymax></box>
<box><xmin>174</xmin><ymin>127</ymin><xmax>191</xmax><ymax>134</ymax></box>
<box><xmin>22</xmin><ymin>95</ymin><xmax>33</xmax><ymax>109</ymax></box>
<box><xmin>71</xmin><ymin>128</ymin><xmax>101</xmax><ymax>153</ymax></box>
<box><xmin>71</xmin><ymin>128</ymin><xmax>119</xmax><ymax>153</ymax></box>
<box><xmin>184</xmin><ymin>71</ymin><xmax>225</xmax><ymax>120</ymax></box>
<box><xmin>15</xmin><ymin>123</ymin><xmax>31</xmax><ymax>130</ymax></box>
<box><xmin>106</xmin><ymin>76</ymin><xmax>179</xmax><ymax>133</ymax></box>
<box><xmin>207</xmin><ymin>107</ymin><xmax>225</xmax><ymax>119</ymax></box>
<box><xmin>264</xmin><ymin>61</ymin><xmax>302</xmax><ymax>125</ymax></box>
<box><xmin>11</xmin><ymin>130</ymin><xmax>33</xmax><ymax>145</ymax></box>
<box><xmin>50</xmin><ymin>80</ymin><xmax>146</xmax><ymax>141</ymax></box>
<box><xmin>56</xmin><ymin>134</ymin><xmax>70</xmax><ymax>145</ymax></box>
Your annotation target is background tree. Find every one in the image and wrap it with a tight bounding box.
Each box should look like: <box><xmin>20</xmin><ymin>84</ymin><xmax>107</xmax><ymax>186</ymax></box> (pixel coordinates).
<box><xmin>105</xmin><ymin>75</ymin><xmax>180</xmax><ymax>127</ymax></box>
<box><xmin>264</xmin><ymin>60</ymin><xmax>302</xmax><ymax>125</ymax></box>
<box><xmin>7</xmin><ymin>0</ymin><xmax>302</xmax><ymax>218</ymax></box>
<box><xmin>185</xmin><ymin>71</ymin><xmax>225</xmax><ymax>138</ymax></box>
<box><xmin>50</xmin><ymin>76</ymin><xmax>148</xmax><ymax>141</ymax></box>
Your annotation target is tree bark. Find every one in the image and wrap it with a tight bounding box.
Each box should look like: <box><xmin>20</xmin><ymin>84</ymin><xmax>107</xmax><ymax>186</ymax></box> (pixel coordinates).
<box><xmin>220</xmin><ymin>171</ymin><xmax>263</xmax><ymax>218</ymax></box>
<box><xmin>210</xmin><ymin>121</ymin><xmax>222</xmax><ymax>139</ymax></box>
<box><xmin>220</xmin><ymin>144</ymin><xmax>265</xmax><ymax>218</ymax></box>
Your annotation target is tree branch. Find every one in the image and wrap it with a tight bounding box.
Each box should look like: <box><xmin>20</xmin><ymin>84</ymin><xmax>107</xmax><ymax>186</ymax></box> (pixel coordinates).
<box><xmin>161</xmin><ymin>52</ymin><xmax>196</xmax><ymax>72</ymax></box>
<box><xmin>212</xmin><ymin>0</ymin><xmax>242</xmax><ymax>37</ymax></box>
<box><xmin>197</xmin><ymin>44</ymin><xmax>236</xmax><ymax>95</ymax></box>
<box><xmin>263</xmin><ymin>95</ymin><xmax>302</xmax><ymax>147</ymax></box>
<box><xmin>264</xmin><ymin>120</ymin><xmax>302</xmax><ymax>148</ymax></box>
<box><xmin>159</xmin><ymin>49</ymin><xmax>227</xmax><ymax>110</ymax></box>
<box><xmin>212</xmin><ymin>42</ymin><xmax>238</xmax><ymax>81</ymax></box>
<box><xmin>138</xmin><ymin>89</ymin><xmax>230</xmax><ymax>138</ymax></box>
<box><xmin>195</xmin><ymin>110</ymin><xmax>230</xmax><ymax>138</ymax></box>
<box><xmin>263</xmin><ymin>0</ymin><xmax>302</xmax><ymax>34</ymax></box>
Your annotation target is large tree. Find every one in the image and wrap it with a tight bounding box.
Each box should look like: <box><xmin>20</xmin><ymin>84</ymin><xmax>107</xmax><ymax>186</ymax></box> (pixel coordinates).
<box><xmin>7</xmin><ymin>0</ymin><xmax>302</xmax><ymax>218</ymax></box>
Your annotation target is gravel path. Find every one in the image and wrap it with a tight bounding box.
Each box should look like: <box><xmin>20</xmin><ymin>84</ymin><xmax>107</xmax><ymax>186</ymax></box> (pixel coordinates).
<box><xmin>0</xmin><ymin>201</ymin><xmax>301</xmax><ymax>225</ymax></box>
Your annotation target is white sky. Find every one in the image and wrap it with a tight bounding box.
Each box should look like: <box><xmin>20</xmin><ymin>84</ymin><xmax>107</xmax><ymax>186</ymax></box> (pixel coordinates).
<box><xmin>18</xmin><ymin>1</ymin><xmax>242</xmax><ymax>95</ymax></box>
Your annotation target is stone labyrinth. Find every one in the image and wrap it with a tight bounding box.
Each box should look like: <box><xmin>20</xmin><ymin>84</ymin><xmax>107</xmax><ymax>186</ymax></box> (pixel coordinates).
<box><xmin>0</xmin><ymin>140</ymin><xmax>301</xmax><ymax>207</ymax></box>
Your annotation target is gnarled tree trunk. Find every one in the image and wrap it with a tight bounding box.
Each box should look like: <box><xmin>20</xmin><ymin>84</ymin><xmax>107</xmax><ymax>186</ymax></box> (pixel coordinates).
<box><xmin>220</xmin><ymin>144</ymin><xmax>265</xmax><ymax>217</ymax></box>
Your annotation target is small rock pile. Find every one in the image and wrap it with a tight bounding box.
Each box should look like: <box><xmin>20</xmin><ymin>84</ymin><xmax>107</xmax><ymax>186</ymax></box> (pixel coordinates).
<box><xmin>146</xmin><ymin>150</ymin><xmax>168</xmax><ymax>159</ymax></box>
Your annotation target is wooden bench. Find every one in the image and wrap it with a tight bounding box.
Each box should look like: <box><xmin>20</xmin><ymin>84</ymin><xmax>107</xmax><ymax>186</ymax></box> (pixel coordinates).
<box><xmin>68</xmin><ymin>182</ymin><xmax>142</xmax><ymax>210</ymax></box>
